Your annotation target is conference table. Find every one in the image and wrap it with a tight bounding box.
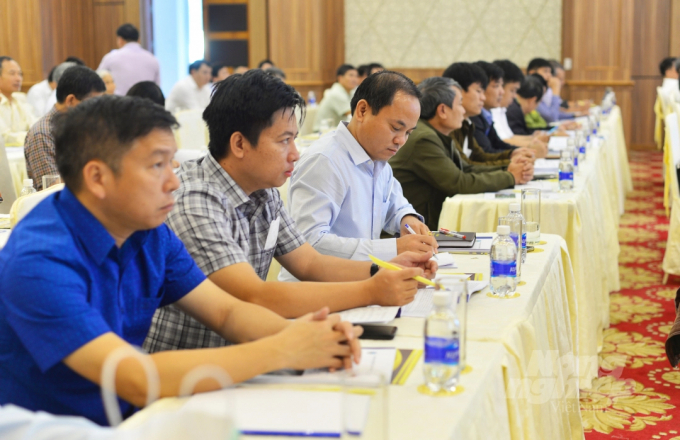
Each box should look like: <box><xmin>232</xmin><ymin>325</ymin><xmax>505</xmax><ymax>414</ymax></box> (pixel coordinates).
<box><xmin>122</xmin><ymin>234</ymin><xmax>584</xmax><ymax>440</ymax></box>
<box><xmin>438</xmin><ymin>106</ymin><xmax>632</xmax><ymax>388</ymax></box>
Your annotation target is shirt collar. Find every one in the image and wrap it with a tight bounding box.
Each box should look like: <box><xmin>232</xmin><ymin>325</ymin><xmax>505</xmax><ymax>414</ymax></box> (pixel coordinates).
<box><xmin>336</xmin><ymin>121</ymin><xmax>373</xmax><ymax>166</ymax></box>
<box><xmin>122</xmin><ymin>42</ymin><xmax>142</xmax><ymax>50</ymax></box>
<box><xmin>203</xmin><ymin>152</ymin><xmax>261</xmax><ymax>209</ymax></box>
<box><xmin>54</xmin><ymin>187</ymin><xmax>118</xmax><ymax>265</ymax></box>
<box><xmin>481</xmin><ymin>108</ymin><xmax>493</xmax><ymax>125</ymax></box>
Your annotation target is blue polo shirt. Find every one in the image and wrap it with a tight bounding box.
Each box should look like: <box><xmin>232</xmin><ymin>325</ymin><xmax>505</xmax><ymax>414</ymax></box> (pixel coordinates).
<box><xmin>0</xmin><ymin>187</ymin><xmax>206</xmax><ymax>425</ymax></box>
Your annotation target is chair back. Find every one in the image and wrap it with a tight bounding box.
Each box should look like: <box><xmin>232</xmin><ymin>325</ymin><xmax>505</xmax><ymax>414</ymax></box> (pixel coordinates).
<box><xmin>0</xmin><ymin>137</ymin><xmax>17</xmax><ymax>214</ymax></box>
<box><xmin>173</xmin><ymin>109</ymin><xmax>209</xmax><ymax>150</ymax></box>
<box><xmin>9</xmin><ymin>183</ymin><xmax>64</xmax><ymax>227</ymax></box>
<box><xmin>298</xmin><ymin>105</ymin><xmax>318</xmax><ymax>136</ymax></box>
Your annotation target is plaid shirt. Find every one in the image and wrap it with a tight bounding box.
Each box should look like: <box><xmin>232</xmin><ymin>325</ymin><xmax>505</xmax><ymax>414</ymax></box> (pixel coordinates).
<box><xmin>143</xmin><ymin>153</ymin><xmax>306</xmax><ymax>352</ymax></box>
<box><xmin>24</xmin><ymin>106</ymin><xmax>59</xmax><ymax>191</ymax></box>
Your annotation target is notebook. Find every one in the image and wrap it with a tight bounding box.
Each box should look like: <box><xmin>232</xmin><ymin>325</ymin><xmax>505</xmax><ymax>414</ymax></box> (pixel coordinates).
<box><xmin>432</xmin><ymin>231</ymin><xmax>476</xmax><ymax>248</ymax></box>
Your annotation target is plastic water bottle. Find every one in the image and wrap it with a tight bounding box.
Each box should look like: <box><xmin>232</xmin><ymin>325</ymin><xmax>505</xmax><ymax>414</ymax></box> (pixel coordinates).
<box><xmin>307</xmin><ymin>91</ymin><xmax>316</xmax><ymax>107</ymax></box>
<box><xmin>559</xmin><ymin>149</ymin><xmax>574</xmax><ymax>191</ymax></box>
<box><xmin>423</xmin><ymin>290</ymin><xmax>460</xmax><ymax>393</ymax></box>
<box><xmin>507</xmin><ymin>203</ymin><xmax>526</xmax><ymax>265</ymax></box>
<box><xmin>576</xmin><ymin>131</ymin><xmax>586</xmax><ymax>162</ymax></box>
<box><xmin>568</xmin><ymin>138</ymin><xmax>579</xmax><ymax>174</ymax></box>
<box><xmin>490</xmin><ymin>225</ymin><xmax>518</xmax><ymax>297</ymax></box>
<box><xmin>20</xmin><ymin>179</ymin><xmax>36</xmax><ymax>196</ymax></box>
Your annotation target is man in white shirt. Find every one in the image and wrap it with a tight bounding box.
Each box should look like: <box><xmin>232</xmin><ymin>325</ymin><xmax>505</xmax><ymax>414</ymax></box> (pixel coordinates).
<box><xmin>26</xmin><ymin>67</ymin><xmax>56</xmax><ymax>118</ymax></box>
<box><xmin>165</xmin><ymin>60</ymin><xmax>213</xmax><ymax>113</ymax></box>
<box><xmin>660</xmin><ymin>57</ymin><xmax>679</xmax><ymax>97</ymax></box>
<box><xmin>313</xmin><ymin>64</ymin><xmax>359</xmax><ymax>131</ymax></box>
<box><xmin>0</xmin><ymin>57</ymin><xmax>36</xmax><ymax>144</ymax></box>
<box><xmin>282</xmin><ymin>71</ymin><xmax>438</xmax><ymax>284</ymax></box>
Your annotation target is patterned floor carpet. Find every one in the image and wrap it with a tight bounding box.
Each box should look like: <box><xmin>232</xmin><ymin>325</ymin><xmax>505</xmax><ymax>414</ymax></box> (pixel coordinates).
<box><xmin>580</xmin><ymin>151</ymin><xmax>680</xmax><ymax>439</ymax></box>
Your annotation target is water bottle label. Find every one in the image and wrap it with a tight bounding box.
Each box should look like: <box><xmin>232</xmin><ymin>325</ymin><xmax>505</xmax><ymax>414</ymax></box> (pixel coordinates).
<box><xmin>424</xmin><ymin>337</ymin><xmax>459</xmax><ymax>365</ymax></box>
<box><xmin>559</xmin><ymin>171</ymin><xmax>574</xmax><ymax>181</ymax></box>
<box><xmin>573</xmin><ymin>157</ymin><xmax>578</xmax><ymax>167</ymax></box>
<box><xmin>491</xmin><ymin>260</ymin><xmax>516</xmax><ymax>277</ymax></box>
<box><xmin>521</xmin><ymin>233</ymin><xmax>527</xmax><ymax>250</ymax></box>
<box><xmin>579</xmin><ymin>146</ymin><xmax>586</xmax><ymax>155</ymax></box>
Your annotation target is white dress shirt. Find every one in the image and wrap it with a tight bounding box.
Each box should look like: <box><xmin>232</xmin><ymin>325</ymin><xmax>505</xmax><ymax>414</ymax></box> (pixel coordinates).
<box><xmin>491</xmin><ymin>107</ymin><xmax>515</xmax><ymax>140</ymax></box>
<box><xmin>282</xmin><ymin>122</ymin><xmax>421</xmax><ymax>278</ymax></box>
<box><xmin>26</xmin><ymin>80</ymin><xmax>53</xmax><ymax>117</ymax></box>
<box><xmin>0</xmin><ymin>93</ymin><xmax>36</xmax><ymax>144</ymax></box>
<box><xmin>313</xmin><ymin>82</ymin><xmax>352</xmax><ymax>131</ymax></box>
<box><xmin>165</xmin><ymin>75</ymin><xmax>212</xmax><ymax>113</ymax></box>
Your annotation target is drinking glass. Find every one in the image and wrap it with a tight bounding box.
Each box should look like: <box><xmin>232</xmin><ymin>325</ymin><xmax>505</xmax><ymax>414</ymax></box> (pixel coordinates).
<box><xmin>521</xmin><ymin>188</ymin><xmax>541</xmax><ymax>245</ymax></box>
<box><xmin>42</xmin><ymin>174</ymin><xmax>62</xmax><ymax>190</ymax></box>
<box><xmin>342</xmin><ymin>371</ymin><xmax>387</xmax><ymax>439</ymax></box>
<box><xmin>436</xmin><ymin>276</ymin><xmax>469</xmax><ymax>373</ymax></box>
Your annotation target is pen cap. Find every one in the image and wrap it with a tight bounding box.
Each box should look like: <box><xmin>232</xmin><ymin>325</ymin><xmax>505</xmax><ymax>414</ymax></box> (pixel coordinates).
<box><xmin>497</xmin><ymin>225</ymin><xmax>510</xmax><ymax>235</ymax></box>
<box><xmin>509</xmin><ymin>203</ymin><xmax>520</xmax><ymax>212</ymax></box>
<box><xmin>433</xmin><ymin>290</ymin><xmax>452</xmax><ymax>307</ymax></box>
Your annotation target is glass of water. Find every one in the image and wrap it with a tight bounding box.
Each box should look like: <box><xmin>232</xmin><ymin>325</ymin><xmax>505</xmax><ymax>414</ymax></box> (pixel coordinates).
<box><xmin>521</xmin><ymin>188</ymin><xmax>541</xmax><ymax>245</ymax></box>
<box><xmin>342</xmin><ymin>371</ymin><xmax>387</xmax><ymax>439</ymax></box>
<box><xmin>436</xmin><ymin>276</ymin><xmax>468</xmax><ymax>372</ymax></box>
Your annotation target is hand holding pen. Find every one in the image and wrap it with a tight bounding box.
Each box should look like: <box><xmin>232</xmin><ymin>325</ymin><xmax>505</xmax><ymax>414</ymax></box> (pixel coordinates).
<box><xmin>398</xmin><ymin>223</ymin><xmax>439</xmax><ymax>259</ymax></box>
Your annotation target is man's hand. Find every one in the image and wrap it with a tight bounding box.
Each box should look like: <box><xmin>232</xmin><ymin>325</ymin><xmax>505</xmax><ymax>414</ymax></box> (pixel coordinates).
<box><xmin>533</xmin><ymin>132</ymin><xmax>550</xmax><ymax>143</ymax></box>
<box><xmin>548</xmin><ymin>76</ymin><xmax>562</xmax><ymax>97</ymax></box>
<box><xmin>368</xmin><ymin>266</ymin><xmax>422</xmax><ymax>306</ymax></box>
<box><xmin>528</xmin><ymin>137</ymin><xmax>548</xmax><ymax>158</ymax></box>
<box><xmin>275</xmin><ymin>310</ymin><xmax>360</xmax><ymax>371</ymax></box>
<box><xmin>390</xmin><ymin>250</ymin><xmax>438</xmax><ymax>279</ymax></box>
<box><xmin>560</xmin><ymin>120</ymin><xmax>580</xmax><ymax>131</ymax></box>
<box><xmin>508</xmin><ymin>156</ymin><xmax>534</xmax><ymax>184</ymax></box>
<box><xmin>510</xmin><ymin>147</ymin><xmax>536</xmax><ymax>162</ymax></box>
<box><xmin>310</xmin><ymin>308</ymin><xmax>363</xmax><ymax>370</ymax></box>
<box><xmin>397</xmin><ymin>216</ymin><xmax>438</xmax><ymax>255</ymax></box>
<box><xmin>400</xmin><ymin>215</ymin><xmax>430</xmax><ymax>235</ymax></box>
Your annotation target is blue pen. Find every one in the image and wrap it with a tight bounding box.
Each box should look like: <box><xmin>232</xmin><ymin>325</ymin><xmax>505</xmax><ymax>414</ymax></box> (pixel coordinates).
<box><xmin>404</xmin><ymin>224</ymin><xmax>438</xmax><ymax>260</ymax></box>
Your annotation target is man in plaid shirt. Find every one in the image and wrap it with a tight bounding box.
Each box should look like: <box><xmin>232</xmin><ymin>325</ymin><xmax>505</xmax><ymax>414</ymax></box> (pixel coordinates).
<box><xmin>25</xmin><ymin>66</ymin><xmax>105</xmax><ymax>190</ymax></box>
<box><xmin>144</xmin><ymin>70</ymin><xmax>437</xmax><ymax>353</ymax></box>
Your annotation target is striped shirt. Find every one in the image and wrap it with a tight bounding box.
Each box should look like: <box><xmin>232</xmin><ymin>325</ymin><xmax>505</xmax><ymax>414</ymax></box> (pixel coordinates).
<box><xmin>24</xmin><ymin>106</ymin><xmax>59</xmax><ymax>191</ymax></box>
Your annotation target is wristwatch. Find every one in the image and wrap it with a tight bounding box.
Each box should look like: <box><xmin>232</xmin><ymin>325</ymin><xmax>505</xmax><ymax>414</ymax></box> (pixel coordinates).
<box><xmin>370</xmin><ymin>263</ymin><xmax>380</xmax><ymax>277</ymax></box>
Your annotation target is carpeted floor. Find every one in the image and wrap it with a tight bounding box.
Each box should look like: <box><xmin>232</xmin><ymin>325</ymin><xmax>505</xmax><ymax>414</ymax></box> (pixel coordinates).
<box><xmin>580</xmin><ymin>150</ymin><xmax>680</xmax><ymax>439</ymax></box>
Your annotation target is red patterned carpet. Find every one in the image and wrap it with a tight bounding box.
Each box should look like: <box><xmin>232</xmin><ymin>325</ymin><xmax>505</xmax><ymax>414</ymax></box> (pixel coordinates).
<box><xmin>580</xmin><ymin>151</ymin><xmax>680</xmax><ymax>439</ymax></box>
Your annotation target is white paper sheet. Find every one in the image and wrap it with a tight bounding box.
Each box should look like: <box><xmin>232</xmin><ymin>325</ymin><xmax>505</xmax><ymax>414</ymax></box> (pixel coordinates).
<box><xmin>444</xmin><ymin>237</ymin><xmax>494</xmax><ymax>254</ymax></box>
<box><xmin>401</xmin><ymin>282</ymin><xmax>489</xmax><ymax>318</ymax></box>
<box><xmin>304</xmin><ymin>347</ymin><xmax>396</xmax><ymax>382</ymax></box>
<box><xmin>433</xmin><ymin>252</ymin><xmax>456</xmax><ymax>267</ymax></box>
<box><xmin>548</xmin><ymin>136</ymin><xmax>569</xmax><ymax>150</ymax></box>
<box><xmin>338</xmin><ymin>306</ymin><xmax>399</xmax><ymax>324</ymax></box>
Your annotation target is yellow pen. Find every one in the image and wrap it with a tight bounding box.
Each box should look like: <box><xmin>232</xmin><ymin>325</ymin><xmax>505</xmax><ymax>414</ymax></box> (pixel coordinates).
<box><xmin>369</xmin><ymin>255</ymin><xmax>442</xmax><ymax>289</ymax></box>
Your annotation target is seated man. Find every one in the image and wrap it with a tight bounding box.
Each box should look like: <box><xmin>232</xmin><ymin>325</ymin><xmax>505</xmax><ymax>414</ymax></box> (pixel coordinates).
<box><xmin>442</xmin><ymin>62</ymin><xmax>534</xmax><ymax>166</ymax></box>
<box><xmin>660</xmin><ymin>56</ymin><xmax>679</xmax><ymax>95</ymax></box>
<box><xmin>26</xmin><ymin>66</ymin><xmax>56</xmax><ymax>118</ymax></box>
<box><xmin>527</xmin><ymin>58</ymin><xmax>574</xmax><ymax>123</ymax></box>
<box><xmin>284</xmin><ymin>71</ymin><xmax>438</xmax><ymax>271</ymax></box>
<box><xmin>390</xmin><ymin>77</ymin><xmax>531</xmax><ymax>230</ymax></box>
<box><xmin>165</xmin><ymin>60</ymin><xmax>212</xmax><ymax>112</ymax></box>
<box><xmin>358</xmin><ymin>63</ymin><xmax>385</xmax><ymax>84</ymax></box>
<box><xmin>145</xmin><ymin>70</ymin><xmax>434</xmax><ymax>352</ymax></box>
<box><xmin>491</xmin><ymin>60</ymin><xmax>549</xmax><ymax>151</ymax></box>
<box><xmin>548</xmin><ymin>59</ymin><xmax>590</xmax><ymax>114</ymax></box>
<box><xmin>507</xmin><ymin>76</ymin><xmax>545</xmax><ymax>136</ymax></box>
<box><xmin>0</xmin><ymin>56</ymin><xmax>36</xmax><ymax>143</ymax></box>
<box><xmin>0</xmin><ymin>95</ymin><xmax>361</xmax><ymax>425</ymax></box>
<box><xmin>25</xmin><ymin>66</ymin><xmax>106</xmax><ymax>190</ymax></box>
<box><xmin>313</xmin><ymin>64</ymin><xmax>358</xmax><ymax>131</ymax></box>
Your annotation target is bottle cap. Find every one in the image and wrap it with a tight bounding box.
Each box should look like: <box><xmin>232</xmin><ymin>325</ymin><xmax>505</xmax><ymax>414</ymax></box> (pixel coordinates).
<box><xmin>433</xmin><ymin>290</ymin><xmax>452</xmax><ymax>307</ymax></box>
<box><xmin>23</xmin><ymin>179</ymin><xmax>33</xmax><ymax>186</ymax></box>
<box><xmin>497</xmin><ymin>225</ymin><xmax>510</xmax><ymax>235</ymax></box>
<box><xmin>509</xmin><ymin>203</ymin><xmax>520</xmax><ymax>212</ymax></box>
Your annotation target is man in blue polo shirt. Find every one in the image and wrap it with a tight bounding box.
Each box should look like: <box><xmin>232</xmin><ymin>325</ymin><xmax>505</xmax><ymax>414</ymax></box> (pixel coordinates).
<box><xmin>0</xmin><ymin>95</ymin><xmax>362</xmax><ymax>425</ymax></box>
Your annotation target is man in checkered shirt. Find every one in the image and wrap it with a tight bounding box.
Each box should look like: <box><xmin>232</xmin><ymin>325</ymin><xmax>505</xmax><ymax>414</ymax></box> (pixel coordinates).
<box><xmin>144</xmin><ymin>70</ymin><xmax>437</xmax><ymax>353</ymax></box>
<box><xmin>24</xmin><ymin>66</ymin><xmax>105</xmax><ymax>190</ymax></box>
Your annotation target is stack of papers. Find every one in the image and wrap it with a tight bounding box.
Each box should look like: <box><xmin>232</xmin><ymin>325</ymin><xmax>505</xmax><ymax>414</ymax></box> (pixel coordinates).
<box><xmin>533</xmin><ymin>158</ymin><xmax>560</xmax><ymax>178</ymax></box>
<box><xmin>445</xmin><ymin>236</ymin><xmax>493</xmax><ymax>254</ymax></box>
<box><xmin>338</xmin><ymin>306</ymin><xmax>399</xmax><ymax>324</ymax></box>
<box><xmin>433</xmin><ymin>252</ymin><xmax>456</xmax><ymax>267</ymax></box>
<box><xmin>401</xmin><ymin>282</ymin><xmax>489</xmax><ymax>318</ymax></box>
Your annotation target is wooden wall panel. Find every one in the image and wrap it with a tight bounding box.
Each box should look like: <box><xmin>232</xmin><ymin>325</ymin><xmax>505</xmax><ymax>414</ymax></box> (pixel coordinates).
<box><xmin>632</xmin><ymin>0</ymin><xmax>670</xmax><ymax>77</ymax></box>
<box><xmin>0</xmin><ymin>0</ymin><xmax>44</xmax><ymax>88</ymax></box>
<box><xmin>671</xmin><ymin>0</ymin><xmax>680</xmax><ymax>55</ymax></box>
<box><xmin>92</xmin><ymin>2</ymin><xmax>126</xmax><ymax>67</ymax></box>
<box><xmin>248</xmin><ymin>0</ymin><xmax>268</xmax><ymax>67</ymax></box>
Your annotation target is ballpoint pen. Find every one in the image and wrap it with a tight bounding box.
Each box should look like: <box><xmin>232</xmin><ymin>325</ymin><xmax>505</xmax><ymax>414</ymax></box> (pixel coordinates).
<box><xmin>369</xmin><ymin>255</ymin><xmax>443</xmax><ymax>289</ymax></box>
<box><xmin>404</xmin><ymin>223</ymin><xmax>438</xmax><ymax>260</ymax></box>
<box><xmin>439</xmin><ymin>228</ymin><xmax>466</xmax><ymax>239</ymax></box>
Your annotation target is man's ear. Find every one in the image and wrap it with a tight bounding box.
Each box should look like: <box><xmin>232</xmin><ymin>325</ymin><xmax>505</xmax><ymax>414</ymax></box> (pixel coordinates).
<box><xmin>437</xmin><ymin>103</ymin><xmax>448</xmax><ymax>120</ymax></box>
<box><xmin>229</xmin><ymin>132</ymin><xmax>249</xmax><ymax>159</ymax></box>
<box><xmin>352</xmin><ymin>99</ymin><xmax>369</xmax><ymax>122</ymax></box>
<box><xmin>63</xmin><ymin>94</ymin><xmax>79</xmax><ymax>108</ymax></box>
<box><xmin>81</xmin><ymin>159</ymin><xmax>112</xmax><ymax>200</ymax></box>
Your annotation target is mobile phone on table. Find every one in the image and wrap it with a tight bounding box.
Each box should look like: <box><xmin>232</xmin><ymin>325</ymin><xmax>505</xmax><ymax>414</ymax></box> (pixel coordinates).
<box><xmin>358</xmin><ymin>325</ymin><xmax>397</xmax><ymax>340</ymax></box>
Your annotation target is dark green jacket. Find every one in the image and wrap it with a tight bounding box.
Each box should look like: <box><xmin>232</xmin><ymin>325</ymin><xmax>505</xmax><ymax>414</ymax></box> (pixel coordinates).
<box><xmin>390</xmin><ymin>120</ymin><xmax>515</xmax><ymax>230</ymax></box>
<box><xmin>451</xmin><ymin>119</ymin><xmax>513</xmax><ymax>166</ymax></box>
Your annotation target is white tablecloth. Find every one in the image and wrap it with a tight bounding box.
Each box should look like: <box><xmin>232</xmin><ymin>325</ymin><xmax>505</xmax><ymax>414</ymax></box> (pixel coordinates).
<box><xmin>5</xmin><ymin>146</ymin><xmax>26</xmax><ymax>197</ymax></box>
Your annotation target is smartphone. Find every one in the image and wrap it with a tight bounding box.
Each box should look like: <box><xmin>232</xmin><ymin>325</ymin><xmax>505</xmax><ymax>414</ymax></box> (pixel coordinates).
<box><xmin>358</xmin><ymin>325</ymin><xmax>397</xmax><ymax>340</ymax></box>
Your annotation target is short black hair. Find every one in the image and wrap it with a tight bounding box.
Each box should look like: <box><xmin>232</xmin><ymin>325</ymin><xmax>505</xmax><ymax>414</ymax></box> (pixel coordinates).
<box><xmin>529</xmin><ymin>73</ymin><xmax>548</xmax><ymax>88</ymax></box>
<box><xmin>117</xmin><ymin>23</ymin><xmax>139</xmax><ymax>42</ymax></box>
<box><xmin>203</xmin><ymin>69</ymin><xmax>305</xmax><ymax>160</ymax></box>
<box><xmin>54</xmin><ymin>95</ymin><xmax>178</xmax><ymax>191</ymax></box>
<box><xmin>517</xmin><ymin>76</ymin><xmax>545</xmax><ymax>101</ymax></box>
<box><xmin>56</xmin><ymin>66</ymin><xmax>106</xmax><ymax>103</ymax></box>
<box><xmin>127</xmin><ymin>81</ymin><xmax>165</xmax><ymax>107</ymax></box>
<box><xmin>418</xmin><ymin>76</ymin><xmax>459</xmax><ymax>120</ymax></box>
<box><xmin>212</xmin><ymin>63</ymin><xmax>228</xmax><ymax>78</ymax></box>
<box><xmin>350</xmin><ymin>70</ymin><xmax>421</xmax><ymax>115</ymax></box>
<box><xmin>368</xmin><ymin>63</ymin><xmax>385</xmax><ymax>74</ymax></box>
<box><xmin>258</xmin><ymin>59</ymin><xmax>274</xmax><ymax>68</ymax></box>
<box><xmin>548</xmin><ymin>59</ymin><xmax>564</xmax><ymax>72</ymax></box>
<box><xmin>660</xmin><ymin>57</ymin><xmax>678</xmax><ymax>76</ymax></box>
<box><xmin>442</xmin><ymin>62</ymin><xmax>488</xmax><ymax>91</ymax></box>
<box><xmin>64</xmin><ymin>56</ymin><xmax>86</xmax><ymax>66</ymax></box>
<box><xmin>264</xmin><ymin>67</ymin><xmax>286</xmax><ymax>80</ymax></box>
<box><xmin>357</xmin><ymin>64</ymin><xmax>370</xmax><ymax>77</ymax></box>
<box><xmin>0</xmin><ymin>56</ymin><xmax>14</xmax><ymax>75</ymax></box>
<box><xmin>473</xmin><ymin>61</ymin><xmax>504</xmax><ymax>85</ymax></box>
<box><xmin>189</xmin><ymin>60</ymin><xmax>209</xmax><ymax>74</ymax></box>
<box><xmin>493</xmin><ymin>59</ymin><xmax>524</xmax><ymax>84</ymax></box>
<box><xmin>336</xmin><ymin>64</ymin><xmax>357</xmax><ymax>77</ymax></box>
<box><xmin>527</xmin><ymin>58</ymin><xmax>553</xmax><ymax>75</ymax></box>
<box><xmin>47</xmin><ymin>66</ymin><xmax>57</xmax><ymax>83</ymax></box>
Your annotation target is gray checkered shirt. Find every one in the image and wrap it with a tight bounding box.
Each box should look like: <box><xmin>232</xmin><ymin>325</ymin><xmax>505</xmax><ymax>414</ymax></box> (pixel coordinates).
<box><xmin>143</xmin><ymin>153</ymin><xmax>306</xmax><ymax>353</ymax></box>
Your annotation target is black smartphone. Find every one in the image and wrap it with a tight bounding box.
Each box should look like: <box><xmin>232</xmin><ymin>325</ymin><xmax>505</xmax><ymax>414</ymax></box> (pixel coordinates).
<box><xmin>359</xmin><ymin>325</ymin><xmax>397</xmax><ymax>340</ymax></box>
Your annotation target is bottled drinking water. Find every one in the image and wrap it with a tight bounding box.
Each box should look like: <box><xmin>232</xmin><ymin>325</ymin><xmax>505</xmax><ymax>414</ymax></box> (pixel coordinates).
<box><xmin>423</xmin><ymin>290</ymin><xmax>460</xmax><ymax>393</ymax></box>
<box><xmin>576</xmin><ymin>131</ymin><xmax>586</xmax><ymax>162</ymax></box>
<box><xmin>20</xmin><ymin>179</ymin><xmax>36</xmax><ymax>196</ymax></box>
<box><xmin>559</xmin><ymin>149</ymin><xmax>574</xmax><ymax>191</ymax></box>
<box><xmin>307</xmin><ymin>91</ymin><xmax>316</xmax><ymax>106</ymax></box>
<box><xmin>490</xmin><ymin>225</ymin><xmax>518</xmax><ymax>297</ymax></box>
<box><xmin>569</xmin><ymin>138</ymin><xmax>578</xmax><ymax>174</ymax></box>
<box><xmin>507</xmin><ymin>203</ymin><xmax>526</xmax><ymax>265</ymax></box>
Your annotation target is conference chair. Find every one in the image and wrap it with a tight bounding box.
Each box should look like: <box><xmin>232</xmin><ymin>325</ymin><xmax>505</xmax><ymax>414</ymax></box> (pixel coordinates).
<box><xmin>173</xmin><ymin>109</ymin><xmax>209</xmax><ymax>150</ymax></box>
<box><xmin>9</xmin><ymin>183</ymin><xmax>64</xmax><ymax>228</ymax></box>
<box><xmin>662</xmin><ymin>108</ymin><xmax>680</xmax><ymax>283</ymax></box>
<box><xmin>0</xmin><ymin>137</ymin><xmax>18</xmax><ymax>215</ymax></box>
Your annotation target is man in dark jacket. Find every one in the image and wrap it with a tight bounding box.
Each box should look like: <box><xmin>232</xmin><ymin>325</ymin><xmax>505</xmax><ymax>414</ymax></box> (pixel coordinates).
<box><xmin>389</xmin><ymin>77</ymin><xmax>533</xmax><ymax>230</ymax></box>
